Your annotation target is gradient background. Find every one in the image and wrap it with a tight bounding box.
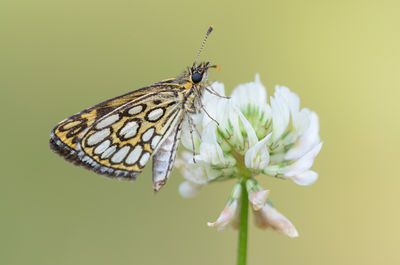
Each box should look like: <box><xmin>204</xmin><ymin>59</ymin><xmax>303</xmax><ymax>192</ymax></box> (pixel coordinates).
<box><xmin>2</xmin><ymin>0</ymin><xmax>399</xmax><ymax>264</ymax></box>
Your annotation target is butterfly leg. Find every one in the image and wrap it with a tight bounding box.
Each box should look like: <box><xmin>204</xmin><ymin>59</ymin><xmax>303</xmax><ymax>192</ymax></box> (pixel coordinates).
<box><xmin>205</xmin><ymin>82</ymin><xmax>231</xmax><ymax>99</ymax></box>
<box><xmin>188</xmin><ymin>116</ymin><xmax>201</xmax><ymax>136</ymax></box>
<box><xmin>200</xmin><ymin>103</ymin><xmax>219</xmax><ymax>126</ymax></box>
<box><xmin>187</xmin><ymin>116</ymin><xmax>198</xmax><ymax>163</ymax></box>
<box><xmin>194</xmin><ymin>87</ymin><xmax>219</xmax><ymax>126</ymax></box>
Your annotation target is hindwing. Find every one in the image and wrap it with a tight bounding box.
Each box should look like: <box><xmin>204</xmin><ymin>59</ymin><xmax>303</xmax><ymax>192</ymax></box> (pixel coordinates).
<box><xmin>152</xmin><ymin>118</ymin><xmax>183</xmax><ymax>191</ymax></box>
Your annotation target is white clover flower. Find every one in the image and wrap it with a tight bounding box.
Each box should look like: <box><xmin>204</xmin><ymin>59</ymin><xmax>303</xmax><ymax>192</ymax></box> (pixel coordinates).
<box><xmin>175</xmin><ymin>74</ymin><xmax>322</xmax><ymax>237</ymax></box>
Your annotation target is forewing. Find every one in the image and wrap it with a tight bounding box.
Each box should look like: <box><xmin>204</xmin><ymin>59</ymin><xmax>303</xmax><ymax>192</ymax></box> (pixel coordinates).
<box><xmin>50</xmin><ymin>85</ymin><xmax>160</xmax><ymax>156</ymax></box>
<box><xmin>152</xmin><ymin>118</ymin><xmax>183</xmax><ymax>191</ymax></box>
<box><xmin>50</xmin><ymin>84</ymin><xmax>184</xmax><ymax>179</ymax></box>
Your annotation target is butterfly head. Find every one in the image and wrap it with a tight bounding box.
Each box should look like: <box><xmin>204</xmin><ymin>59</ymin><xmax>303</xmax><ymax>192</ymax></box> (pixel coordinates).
<box><xmin>190</xmin><ymin>62</ymin><xmax>219</xmax><ymax>84</ymax></box>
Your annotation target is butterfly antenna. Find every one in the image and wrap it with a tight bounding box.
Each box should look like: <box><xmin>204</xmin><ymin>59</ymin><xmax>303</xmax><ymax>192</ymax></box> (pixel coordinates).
<box><xmin>193</xmin><ymin>25</ymin><xmax>214</xmax><ymax>65</ymax></box>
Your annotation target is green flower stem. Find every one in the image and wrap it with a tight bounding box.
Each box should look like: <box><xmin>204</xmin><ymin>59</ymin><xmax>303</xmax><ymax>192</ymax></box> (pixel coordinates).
<box><xmin>237</xmin><ymin>179</ymin><xmax>249</xmax><ymax>265</ymax></box>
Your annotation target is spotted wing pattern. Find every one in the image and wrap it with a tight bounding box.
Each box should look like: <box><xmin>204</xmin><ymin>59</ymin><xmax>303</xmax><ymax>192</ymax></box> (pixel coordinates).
<box><xmin>50</xmin><ymin>85</ymin><xmax>185</xmax><ymax>180</ymax></box>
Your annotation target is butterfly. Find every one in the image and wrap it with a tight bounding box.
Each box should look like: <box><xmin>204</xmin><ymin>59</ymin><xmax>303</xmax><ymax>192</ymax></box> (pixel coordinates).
<box><xmin>49</xmin><ymin>26</ymin><xmax>223</xmax><ymax>191</ymax></box>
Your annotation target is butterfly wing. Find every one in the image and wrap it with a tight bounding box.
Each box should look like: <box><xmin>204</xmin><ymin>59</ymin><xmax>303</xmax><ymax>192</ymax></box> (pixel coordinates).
<box><xmin>50</xmin><ymin>83</ymin><xmax>185</xmax><ymax>180</ymax></box>
<box><xmin>50</xmin><ymin>85</ymin><xmax>160</xmax><ymax>157</ymax></box>
<box><xmin>152</xmin><ymin>118</ymin><xmax>183</xmax><ymax>191</ymax></box>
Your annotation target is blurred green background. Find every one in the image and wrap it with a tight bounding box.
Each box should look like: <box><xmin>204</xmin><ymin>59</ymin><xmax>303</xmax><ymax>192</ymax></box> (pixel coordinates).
<box><xmin>2</xmin><ymin>0</ymin><xmax>399</xmax><ymax>264</ymax></box>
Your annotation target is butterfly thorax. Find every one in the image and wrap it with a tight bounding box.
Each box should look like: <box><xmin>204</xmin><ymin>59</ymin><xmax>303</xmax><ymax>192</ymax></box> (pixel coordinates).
<box><xmin>151</xmin><ymin>62</ymin><xmax>210</xmax><ymax>115</ymax></box>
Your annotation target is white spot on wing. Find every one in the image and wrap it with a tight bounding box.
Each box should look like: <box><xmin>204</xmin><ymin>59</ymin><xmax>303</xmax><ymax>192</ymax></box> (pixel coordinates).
<box><xmin>79</xmin><ymin>127</ymin><xmax>90</xmax><ymax>137</ymax></box>
<box><xmin>119</xmin><ymin>121</ymin><xmax>139</xmax><ymax>139</ymax></box>
<box><xmin>139</xmin><ymin>152</ymin><xmax>151</xmax><ymax>167</ymax></box>
<box><xmin>125</xmin><ymin>145</ymin><xmax>143</xmax><ymax>165</ymax></box>
<box><xmin>87</xmin><ymin>128</ymin><xmax>110</xmax><ymax>146</ymax></box>
<box><xmin>128</xmin><ymin>105</ymin><xmax>144</xmax><ymax>115</ymax></box>
<box><xmin>96</xmin><ymin>114</ymin><xmax>120</xmax><ymax>129</ymax></box>
<box><xmin>142</xmin><ymin>127</ymin><xmax>155</xmax><ymax>142</ymax></box>
<box><xmin>111</xmin><ymin>145</ymin><xmax>130</xmax><ymax>163</ymax></box>
<box><xmin>151</xmin><ymin>135</ymin><xmax>162</xmax><ymax>149</ymax></box>
<box><xmin>94</xmin><ymin>139</ymin><xmax>111</xmax><ymax>155</ymax></box>
<box><xmin>62</xmin><ymin>120</ymin><xmax>81</xmax><ymax>130</ymax></box>
<box><xmin>101</xmin><ymin>144</ymin><xmax>117</xmax><ymax>159</ymax></box>
<box><xmin>147</xmin><ymin>108</ymin><xmax>164</xmax><ymax>121</ymax></box>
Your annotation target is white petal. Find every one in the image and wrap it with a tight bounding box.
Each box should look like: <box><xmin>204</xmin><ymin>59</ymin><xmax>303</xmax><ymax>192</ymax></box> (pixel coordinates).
<box><xmin>279</xmin><ymin>142</ymin><xmax>322</xmax><ymax>177</ymax></box>
<box><xmin>270</xmin><ymin>94</ymin><xmax>290</xmax><ymax>142</ymax></box>
<box><xmin>237</xmin><ymin>109</ymin><xmax>258</xmax><ymax>147</ymax></box>
<box><xmin>178</xmin><ymin>181</ymin><xmax>202</xmax><ymax>198</ymax></box>
<box><xmin>249</xmin><ymin>190</ymin><xmax>270</xmax><ymax>211</ymax></box>
<box><xmin>207</xmin><ymin>200</ymin><xmax>238</xmax><ymax>231</ymax></box>
<box><xmin>270</xmin><ymin>86</ymin><xmax>302</xmax><ymax>142</ymax></box>
<box><xmin>254</xmin><ymin>204</ymin><xmax>299</xmax><ymax>238</ymax></box>
<box><xmin>231</xmin><ymin>74</ymin><xmax>267</xmax><ymax>110</ymax></box>
<box><xmin>280</xmin><ymin>108</ymin><xmax>310</xmax><ymax>146</ymax></box>
<box><xmin>263</xmin><ymin>165</ymin><xmax>280</xmax><ymax>176</ymax></box>
<box><xmin>202</xmin><ymin>81</ymin><xmax>227</xmax><ymax>122</ymax></box>
<box><xmin>292</xmin><ymin>108</ymin><xmax>311</xmax><ymax>134</ymax></box>
<box><xmin>285</xmin><ymin>112</ymin><xmax>320</xmax><ymax>160</ymax></box>
<box><xmin>175</xmin><ymin>152</ymin><xmax>208</xmax><ymax>184</ymax></box>
<box><xmin>244</xmin><ymin>133</ymin><xmax>271</xmax><ymax>170</ymax></box>
<box><xmin>229</xmin><ymin>107</ymin><xmax>245</xmax><ymax>147</ymax></box>
<box><xmin>212</xmin><ymin>101</ymin><xmax>244</xmax><ymax>147</ymax></box>
<box><xmin>290</xmin><ymin>170</ymin><xmax>318</xmax><ymax>186</ymax></box>
<box><xmin>197</xmin><ymin>123</ymin><xmax>225</xmax><ymax>165</ymax></box>
<box><xmin>275</xmin><ymin>85</ymin><xmax>300</xmax><ymax>116</ymax></box>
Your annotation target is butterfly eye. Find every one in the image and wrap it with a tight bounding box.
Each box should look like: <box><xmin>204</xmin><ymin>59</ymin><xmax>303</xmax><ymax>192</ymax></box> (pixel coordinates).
<box><xmin>191</xmin><ymin>72</ymin><xmax>203</xmax><ymax>84</ymax></box>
